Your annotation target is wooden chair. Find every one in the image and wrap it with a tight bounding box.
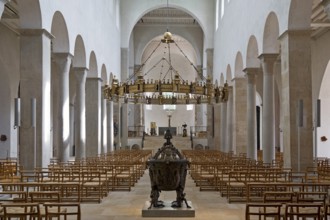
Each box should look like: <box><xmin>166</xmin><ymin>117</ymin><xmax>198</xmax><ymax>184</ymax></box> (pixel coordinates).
<box><xmin>0</xmin><ymin>192</ymin><xmax>28</xmax><ymax>220</ymax></box>
<box><xmin>246</xmin><ymin>203</ymin><xmax>282</xmax><ymax>220</ymax></box>
<box><xmin>44</xmin><ymin>202</ymin><xmax>81</xmax><ymax>220</ymax></box>
<box><xmin>227</xmin><ymin>171</ymin><xmax>248</xmax><ymax>203</ymax></box>
<box><xmin>29</xmin><ymin>191</ymin><xmax>65</xmax><ymax>219</ymax></box>
<box><xmin>262</xmin><ymin>191</ymin><xmax>295</xmax><ymax>219</ymax></box>
<box><xmin>113</xmin><ymin>164</ymin><xmax>133</xmax><ymax>191</ymax></box>
<box><xmin>2</xmin><ymin>203</ymin><xmax>41</xmax><ymax>220</ymax></box>
<box><xmin>324</xmin><ymin>203</ymin><xmax>330</xmax><ymax>220</ymax></box>
<box><xmin>29</xmin><ymin>191</ymin><xmax>61</xmax><ymax>203</ymax></box>
<box><xmin>0</xmin><ymin>191</ymin><xmax>28</xmax><ymax>203</ymax></box>
<box><xmin>263</xmin><ymin>191</ymin><xmax>295</xmax><ymax>204</ymax></box>
<box><xmin>296</xmin><ymin>191</ymin><xmax>327</xmax><ymax>204</ymax></box>
<box><xmin>80</xmin><ymin>171</ymin><xmax>103</xmax><ymax>203</ymax></box>
<box><xmin>285</xmin><ymin>202</ymin><xmax>323</xmax><ymax>220</ymax></box>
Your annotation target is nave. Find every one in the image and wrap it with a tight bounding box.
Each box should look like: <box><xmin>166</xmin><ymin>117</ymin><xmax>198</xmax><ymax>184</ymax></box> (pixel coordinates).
<box><xmin>80</xmin><ymin>169</ymin><xmax>245</xmax><ymax>220</ymax></box>
<box><xmin>78</xmin><ymin>136</ymin><xmax>244</xmax><ymax>220</ymax></box>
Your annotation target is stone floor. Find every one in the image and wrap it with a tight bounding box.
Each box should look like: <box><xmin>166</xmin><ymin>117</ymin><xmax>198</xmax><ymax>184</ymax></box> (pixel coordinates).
<box><xmin>80</xmin><ymin>136</ymin><xmax>246</xmax><ymax>219</ymax></box>
<box><xmin>80</xmin><ymin>170</ymin><xmax>246</xmax><ymax>220</ymax></box>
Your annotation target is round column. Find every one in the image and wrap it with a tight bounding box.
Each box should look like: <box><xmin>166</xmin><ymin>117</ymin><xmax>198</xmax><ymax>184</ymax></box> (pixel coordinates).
<box><xmin>244</xmin><ymin>68</ymin><xmax>258</xmax><ymax>160</ymax></box>
<box><xmin>225</xmin><ymin>86</ymin><xmax>233</xmax><ymax>153</ymax></box>
<box><xmin>53</xmin><ymin>53</ymin><xmax>72</xmax><ymax>162</ymax></box>
<box><xmin>107</xmin><ymin>100</ymin><xmax>114</xmax><ymax>152</ymax></box>
<box><xmin>259</xmin><ymin>54</ymin><xmax>278</xmax><ymax>164</ymax></box>
<box><xmin>74</xmin><ymin>67</ymin><xmax>87</xmax><ymax>160</ymax></box>
<box><xmin>220</xmin><ymin>101</ymin><xmax>227</xmax><ymax>152</ymax></box>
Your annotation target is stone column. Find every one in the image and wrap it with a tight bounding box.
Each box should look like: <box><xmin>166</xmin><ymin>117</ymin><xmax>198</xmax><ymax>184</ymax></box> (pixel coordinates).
<box><xmin>274</xmin><ymin>56</ymin><xmax>282</xmax><ymax>153</ymax></box>
<box><xmin>213</xmin><ymin>104</ymin><xmax>221</xmax><ymax>151</ymax></box>
<box><xmin>232</xmin><ymin>77</ymin><xmax>248</xmax><ymax>155</ymax></box>
<box><xmin>74</xmin><ymin>67</ymin><xmax>88</xmax><ymax>160</ymax></box>
<box><xmin>134</xmin><ymin>104</ymin><xmax>142</xmax><ymax>127</ymax></box>
<box><xmin>226</xmin><ymin>86</ymin><xmax>234</xmax><ymax>153</ymax></box>
<box><xmin>205</xmin><ymin>49</ymin><xmax>214</xmax><ymax>78</ymax></box>
<box><xmin>53</xmin><ymin>53</ymin><xmax>72</xmax><ymax>163</ymax></box>
<box><xmin>113</xmin><ymin>102</ymin><xmax>120</xmax><ymax>150</ymax></box>
<box><xmin>244</xmin><ymin>68</ymin><xmax>259</xmax><ymax>160</ymax></box>
<box><xmin>69</xmin><ymin>103</ymin><xmax>75</xmax><ymax>156</ymax></box>
<box><xmin>121</xmin><ymin>48</ymin><xmax>129</xmax><ymax>82</ymax></box>
<box><xmin>128</xmin><ymin>104</ymin><xmax>134</xmax><ymax>128</ymax></box>
<box><xmin>220</xmin><ymin>101</ymin><xmax>227</xmax><ymax>152</ymax></box>
<box><xmin>101</xmin><ymin>86</ymin><xmax>107</xmax><ymax>154</ymax></box>
<box><xmin>279</xmin><ymin>30</ymin><xmax>313</xmax><ymax>171</ymax></box>
<box><xmin>121</xmin><ymin>103</ymin><xmax>129</xmax><ymax>149</ymax></box>
<box><xmin>205</xmin><ymin>49</ymin><xmax>214</xmax><ymax>149</ymax></box>
<box><xmin>86</xmin><ymin>77</ymin><xmax>102</xmax><ymax>157</ymax></box>
<box><xmin>259</xmin><ymin>54</ymin><xmax>277</xmax><ymax>164</ymax></box>
<box><xmin>19</xmin><ymin>29</ymin><xmax>53</xmax><ymax>170</ymax></box>
<box><xmin>107</xmin><ymin>100</ymin><xmax>114</xmax><ymax>152</ymax></box>
<box><xmin>195</xmin><ymin>105</ymin><xmax>205</xmax><ymax>127</ymax></box>
<box><xmin>120</xmin><ymin>48</ymin><xmax>129</xmax><ymax>149</ymax></box>
<box><xmin>0</xmin><ymin>0</ymin><xmax>9</xmax><ymax>17</ymax></box>
<box><xmin>207</xmin><ymin>104</ymin><xmax>214</xmax><ymax>149</ymax></box>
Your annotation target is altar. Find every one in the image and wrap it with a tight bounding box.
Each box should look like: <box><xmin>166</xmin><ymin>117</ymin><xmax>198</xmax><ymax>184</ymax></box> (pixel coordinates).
<box><xmin>158</xmin><ymin>127</ymin><xmax>176</xmax><ymax>135</ymax></box>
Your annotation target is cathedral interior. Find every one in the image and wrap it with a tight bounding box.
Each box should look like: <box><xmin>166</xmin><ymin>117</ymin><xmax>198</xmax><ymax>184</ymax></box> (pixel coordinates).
<box><xmin>1</xmin><ymin>0</ymin><xmax>330</xmax><ymax>219</ymax></box>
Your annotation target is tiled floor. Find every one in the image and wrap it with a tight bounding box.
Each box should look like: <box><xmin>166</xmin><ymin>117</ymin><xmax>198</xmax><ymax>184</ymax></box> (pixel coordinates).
<box><xmin>80</xmin><ymin>170</ymin><xmax>246</xmax><ymax>220</ymax></box>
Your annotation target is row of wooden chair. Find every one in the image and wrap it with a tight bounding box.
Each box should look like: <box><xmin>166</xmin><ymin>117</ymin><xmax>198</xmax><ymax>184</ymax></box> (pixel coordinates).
<box><xmin>0</xmin><ymin>159</ymin><xmax>21</xmax><ymax>184</ymax></box>
<box><xmin>0</xmin><ymin>191</ymin><xmax>80</xmax><ymax>219</ymax></box>
<box><xmin>0</xmin><ymin>150</ymin><xmax>152</xmax><ymax>203</ymax></box>
<box><xmin>246</xmin><ymin>202</ymin><xmax>327</xmax><ymax>220</ymax></box>
<box><xmin>182</xmin><ymin>150</ymin><xmax>294</xmax><ymax>202</ymax></box>
<box><xmin>182</xmin><ymin>150</ymin><xmax>330</xmax><ymax>204</ymax></box>
<box><xmin>0</xmin><ymin>202</ymin><xmax>81</xmax><ymax>220</ymax></box>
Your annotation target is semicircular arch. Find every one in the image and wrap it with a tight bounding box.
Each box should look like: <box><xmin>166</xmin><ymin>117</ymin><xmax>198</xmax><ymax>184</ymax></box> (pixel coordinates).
<box><xmin>246</xmin><ymin>35</ymin><xmax>260</xmax><ymax>68</ymax></box>
<box><xmin>288</xmin><ymin>0</ymin><xmax>313</xmax><ymax>30</ymax></box>
<box><xmin>72</xmin><ymin>35</ymin><xmax>87</xmax><ymax>68</ymax></box>
<box><xmin>51</xmin><ymin>11</ymin><xmax>70</xmax><ymax>53</ymax></box>
<box><xmin>220</xmin><ymin>73</ymin><xmax>225</xmax><ymax>86</ymax></box>
<box><xmin>18</xmin><ymin>0</ymin><xmax>42</xmax><ymax>28</ymax></box>
<box><xmin>234</xmin><ymin>52</ymin><xmax>244</xmax><ymax>78</ymax></box>
<box><xmin>263</xmin><ymin>12</ymin><xmax>280</xmax><ymax>54</ymax></box>
<box><xmin>88</xmin><ymin>51</ymin><xmax>98</xmax><ymax>78</ymax></box>
<box><xmin>226</xmin><ymin>64</ymin><xmax>232</xmax><ymax>84</ymax></box>
<box><xmin>101</xmin><ymin>64</ymin><xmax>108</xmax><ymax>86</ymax></box>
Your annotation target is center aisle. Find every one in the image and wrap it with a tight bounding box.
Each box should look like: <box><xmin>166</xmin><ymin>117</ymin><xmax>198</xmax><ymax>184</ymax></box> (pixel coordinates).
<box><xmin>80</xmin><ymin>169</ymin><xmax>245</xmax><ymax>220</ymax></box>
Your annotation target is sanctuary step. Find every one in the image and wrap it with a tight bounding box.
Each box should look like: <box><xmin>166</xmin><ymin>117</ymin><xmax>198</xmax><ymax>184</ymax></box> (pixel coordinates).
<box><xmin>143</xmin><ymin>135</ymin><xmax>192</xmax><ymax>151</ymax></box>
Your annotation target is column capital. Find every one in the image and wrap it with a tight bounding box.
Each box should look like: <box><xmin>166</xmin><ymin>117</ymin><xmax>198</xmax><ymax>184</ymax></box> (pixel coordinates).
<box><xmin>73</xmin><ymin>67</ymin><xmax>89</xmax><ymax>72</ymax></box>
<box><xmin>52</xmin><ymin>52</ymin><xmax>73</xmax><ymax>60</ymax></box>
<box><xmin>20</xmin><ymin>29</ymin><xmax>55</xmax><ymax>40</ymax></box>
<box><xmin>86</xmin><ymin>77</ymin><xmax>103</xmax><ymax>82</ymax></box>
<box><xmin>278</xmin><ymin>29</ymin><xmax>311</xmax><ymax>41</ymax></box>
<box><xmin>231</xmin><ymin>76</ymin><xmax>246</xmax><ymax>83</ymax></box>
<box><xmin>259</xmin><ymin>54</ymin><xmax>279</xmax><ymax>75</ymax></box>
<box><xmin>52</xmin><ymin>53</ymin><xmax>73</xmax><ymax>66</ymax></box>
<box><xmin>258</xmin><ymin>53</ymin><xmax>278</xmax><ymax>62</ymax></box>
<box><xmin>243</xmin><ymin>67</ymin><xmax>260</xmax><ymax>76</ymax></box>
